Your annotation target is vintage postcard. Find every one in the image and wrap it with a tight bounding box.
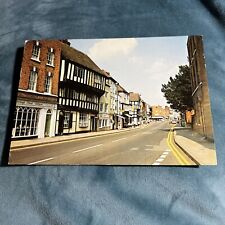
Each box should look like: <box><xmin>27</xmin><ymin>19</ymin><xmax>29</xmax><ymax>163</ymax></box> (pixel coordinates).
<box><xmin>8</xmin><ymin>36</ymin><xmax>217</xmax><ymax>165</ymax></box>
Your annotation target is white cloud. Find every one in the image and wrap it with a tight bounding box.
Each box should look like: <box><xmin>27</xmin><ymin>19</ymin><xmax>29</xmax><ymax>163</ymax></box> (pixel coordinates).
<box><xmin>143</xmin><ymin>58</ymin><xmax>183</xmax><ymax>82</ymax></box>
<box><xmin>88</xmin><ymin>38</ymin><xmax>138</xmax><ymax>61</ymax></box>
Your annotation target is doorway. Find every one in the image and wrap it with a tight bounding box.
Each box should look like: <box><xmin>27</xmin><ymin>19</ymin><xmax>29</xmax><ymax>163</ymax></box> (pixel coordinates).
<box><xmin>45</xmin><ymin>109</ymin><xmax>52</xmax><ymax>137</ymax></box>
<box><xmin>58</xmin><ymin>110</ymin><xmax>64</xmax><ymax>135</ymax></box>
<box><xmin>90</xmin><ymin>116</ymin><xmax>97</xmax><ymax>132</ymax></box>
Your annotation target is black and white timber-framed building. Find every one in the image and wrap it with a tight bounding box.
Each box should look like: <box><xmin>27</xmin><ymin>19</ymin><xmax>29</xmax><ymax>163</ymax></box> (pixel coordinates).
<box><xmin>55</xmin><ymin>42</ymin><xmax>107</xmax><ymax>135</ymax></box>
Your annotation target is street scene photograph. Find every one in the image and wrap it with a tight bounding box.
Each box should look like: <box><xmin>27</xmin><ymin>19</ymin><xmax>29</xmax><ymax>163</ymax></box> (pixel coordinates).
<box><xmin>8</xmin><ymin>36</ymin><xmax>217</xmax><ymax>166</ymax></box>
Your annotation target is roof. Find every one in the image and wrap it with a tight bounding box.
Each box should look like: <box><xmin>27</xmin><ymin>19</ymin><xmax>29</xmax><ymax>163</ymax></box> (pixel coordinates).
<box><xmin>101</xmin><ymin>69</ymin><xmax>118</xmax><ymax>83</ymax></box>
<box><xmin>101</xmin><ymin>70</ymin><xmax>111</xmax><ymax>78</ymax></box>
<box><xmin>117</xmin><ymin>84</ymin><xmax>128</xmax><ymax>93</ymax></box>
<box><xmin>61</xmin><ymin>43</ymin><xmax>106</xmax><ymax>77</ymax></box>
<box><xmin>129</xmin><ymin>92</ymin><xmax>140</xmax><ymax>102</ymax></box>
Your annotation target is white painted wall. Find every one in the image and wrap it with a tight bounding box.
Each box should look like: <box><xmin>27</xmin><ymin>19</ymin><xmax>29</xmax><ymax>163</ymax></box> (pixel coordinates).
<box><xmin>37</xmin><ymin>109</ymin><xmax>47</xmax><ymax>138</ymax></box>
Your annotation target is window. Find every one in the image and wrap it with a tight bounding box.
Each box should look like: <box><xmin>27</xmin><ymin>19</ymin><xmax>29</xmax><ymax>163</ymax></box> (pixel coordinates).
<box><xmin>94</xmin><ymin>74</ymin><xmax>101</xmax><ymax>88</ymax></box>
<box><xmin>100</xmin><ymin>103</ymin><xmax>103</xmax><ymax>112</ymax></box>
<box><xmin>31</xmin><ymin>41</ymin><xmax>40</xmax><ymax>60</ymax></box>
<box><xmin>12</xmin><ymin>107</ymin><xmax>39</xmax><ymax>137</ymax></box>
<box><xmin>74</xmin><ymin>66</ymin><xmax>85</xmax><ymax>82</ymax></box>
<box><xmin>78</xmin><ymin>68</ymin><xmax>83</xmax><ymax>77</ymax></box>
<box><xmin>99</xmin><ymin>119</ymin><xmax>102</xmax><ymax>128</ymax></box>
<box><xmin>47</xmin><ymin>48</ymin><xmax>54</xmax><ymax>66</ymax></box>
<box><xmin>64</xmin><ymin>112</ymin><xmax>72</xmax><ymax>128</ymax></box>
<box><xmin>44</xmin><ymin>73</ymin><xmax>52</xmax><ymax>93</ymax></box>
<box><xmin>28</xmin><ymin>68</ymin><xmax>38</xmax><ymax>91</ymax></box>
<box><xmin>105</xmin><ymin>103</ymin><xmax>108</xmax><ymax>113</ymax></box>
<box><xmin>79</xmin><ymin>113</ymin><xmax>88</xmax><ymax>128</ymax></box>
<box><xmin>95</xmin><ymin>75</ymin><xmax>101</xmax><ymax>84</ymax></box>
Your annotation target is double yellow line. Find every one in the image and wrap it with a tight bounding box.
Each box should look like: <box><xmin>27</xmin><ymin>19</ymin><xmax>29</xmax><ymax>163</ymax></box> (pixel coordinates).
<box><xmin>167</xmin><ymin>126</ymin><xmax>190</xmax><ymax>165</ymax></box>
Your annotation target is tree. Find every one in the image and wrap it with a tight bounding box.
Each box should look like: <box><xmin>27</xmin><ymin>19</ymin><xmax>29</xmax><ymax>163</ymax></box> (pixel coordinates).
<box><xmin>161</xmin><ymin>65</ymin><xmax>193</xmax><ymax>112</ymax></box>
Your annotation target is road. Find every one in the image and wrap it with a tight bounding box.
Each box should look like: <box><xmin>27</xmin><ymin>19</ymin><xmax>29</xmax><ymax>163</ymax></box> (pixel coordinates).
<box><xmin>9</xmin><ymin>121</ymin><xmax>196</xmax><ymax>166</ymax></box>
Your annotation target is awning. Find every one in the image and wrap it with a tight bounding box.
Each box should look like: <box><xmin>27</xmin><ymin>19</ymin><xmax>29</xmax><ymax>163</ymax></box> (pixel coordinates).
<box><xmin>124</xmin><ymin>114</ymin><xmax>133</xmax><ymax>118</ymax></box>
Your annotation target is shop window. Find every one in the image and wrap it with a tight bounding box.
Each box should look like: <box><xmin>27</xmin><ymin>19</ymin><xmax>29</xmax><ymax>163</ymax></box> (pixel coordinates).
<box><xmin>64</xmin><ymin>112</ymin><xmax>72</xmax><ymax>128</ymax></box>
<box><xmin>12</xmin><ymin>107</ymin><xmax>39</xmax><ymax>137</ymax></box>
<box><xmin>79</xmin><ymin>113</ymin><xmax>88</xmax><ymax>128</ymax></box>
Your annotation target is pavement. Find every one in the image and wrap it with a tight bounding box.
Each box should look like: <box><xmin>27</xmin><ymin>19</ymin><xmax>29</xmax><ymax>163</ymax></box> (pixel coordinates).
<box><xmin>173</xmin><ymin>127</ymin><xmax>217</xmax><ymax>165</ymax></box>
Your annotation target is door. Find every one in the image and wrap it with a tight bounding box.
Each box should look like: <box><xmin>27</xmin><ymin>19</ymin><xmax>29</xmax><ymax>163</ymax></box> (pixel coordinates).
<box><xmin>58</xmin><ymin>110</ymin><xmax>64</xmax><ymax>135</ymax></box>
<box><xmin>90</xmin><ymin>116</ymin><xmax>97</xmax><ymax>132</ymax></box>
<box><xmin>44</xmin><ymin>110</ymin><xmax>52</xmax><ymax>137</ymax></box>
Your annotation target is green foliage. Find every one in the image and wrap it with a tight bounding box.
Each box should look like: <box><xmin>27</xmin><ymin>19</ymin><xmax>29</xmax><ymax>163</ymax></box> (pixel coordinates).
<box><xmin>161</xmin><ymin>65</ymin><xmax>193</xmax><ymax>112</ymax></box>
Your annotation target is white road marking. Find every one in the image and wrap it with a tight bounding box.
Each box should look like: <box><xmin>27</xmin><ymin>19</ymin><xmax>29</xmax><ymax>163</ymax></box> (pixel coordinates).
<box><xmin>162</xmin><ymin>152</ymin><xmax>169</xmax><ymax>155</ymax></box>
<box><xmin>112</xmin><ymin>137</ymin><xmax>127</xmax><ymax>143</ymax></box>
<box><xmin>165</xmin><ymin>149</ymin><xmax>171</xmax><ymax>152</ymax></box>
<box><xmin>130</xmin><ymin>147</ymin><xmax>139</xmax><ymax>151</ymax></box>
<box><xmin>28</xmin><ymin>157</ymin><xmax>54</xmax><ymax>165</ymax></box>
<box><xmin>152</xmin><ymin>162</ymin><xmax>161</xmax><ymax>165</ymax></box>
<box><xmin>156</xmin><ymin>158</ymin><xmax>165</xmax><ymax>162</ymax></box>
<box><xmin>72</xmin><ymin>144</ymin><xmax>103</xmax><ymax>153</ymax></box>
<box><xmin>151</xmin><ymin>150</ymin><xmax>170</xmax><ymax>165</ymax></box>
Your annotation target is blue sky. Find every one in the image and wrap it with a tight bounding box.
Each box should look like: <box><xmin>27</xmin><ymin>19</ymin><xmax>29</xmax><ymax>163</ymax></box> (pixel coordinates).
<box><xmin>69</xmin><ymin>36</ymin><xmax>188</xmax><ymax>106</ymax></box>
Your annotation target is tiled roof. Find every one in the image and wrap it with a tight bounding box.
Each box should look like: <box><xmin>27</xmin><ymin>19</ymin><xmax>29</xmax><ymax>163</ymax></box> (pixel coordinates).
<box><xmin>101</xmin><ymin>70</ymin><xmax>118</xmax><ymax>84</ymax></box>
<box><xmin>129</xmin><ymin>92</ymin><xmax>140</xmax><ymax>101</ymax></box>
<box><xmin>61</xmin><ymin>43</ymin><xmax>106</xmax><ymax>77</ymax></box>
<box><xmin>117</xmin><ymin>84</ymin><xmax>128</xmax><ymax>93</ymax></box>
<box><xmin>101</xmin><ymin>70</ymin><xmax>111</xmax><ymax>78</ymax></box>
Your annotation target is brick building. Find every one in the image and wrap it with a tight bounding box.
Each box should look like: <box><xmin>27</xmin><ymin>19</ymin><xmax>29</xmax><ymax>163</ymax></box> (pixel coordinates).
<box><xmin>187</xmin><ymin>36</ymin><xmax>214</xmax><ymax>140</ymax></box>
<box><xmin>151</xmin><ymin>105</ymin><xmax>164</xmax><ymax>119</ymax></box>
<box><xmin>151</xmin><ymin>105</ymin><xmax>171</xmax><ymax>120</ymax></box>
<box><xmin>12</xmin><ymin>40</ymin><xmax>62</xmax><ymax>138</ymax></box>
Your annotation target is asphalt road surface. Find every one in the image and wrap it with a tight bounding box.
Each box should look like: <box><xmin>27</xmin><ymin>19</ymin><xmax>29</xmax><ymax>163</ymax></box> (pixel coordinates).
<box><xmin>9</xmin><ymin>121</ymin><xmax>194</xmax><ymax>166</ymax></box>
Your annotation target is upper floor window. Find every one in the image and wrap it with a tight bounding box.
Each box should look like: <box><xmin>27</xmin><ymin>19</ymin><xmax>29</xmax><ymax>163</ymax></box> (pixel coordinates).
<box><xmin>28</xmin><ymin>67</ymin><xmax>38</xmax><ymax>91</ymax></box>
<box><xmin>80</xmin><ymin>93</ymin><xmax>86</xmax><ymax>101</ymax></box>
<box><xmin>105</xmin><ymin>103</ymin><xmax>108</xmax><ymax>113</ymax></box>
<box><xmin>94</xmin><ymin>75</ymin><xmax>101</xmax><ymax>85</ymax></box>
<box><xmin>44</xmin><ymin>72</ymin><xmax>52</xmax><ymax>93</ymax></box>
<box><xmin>31</xmin><ymin>41</ymin><xmax>40</xmax><ymax>61</ymax></box>
<box><xmin>78</xmin><ymin>68</ymin><xmax>84</xmax><ymax>77</ymax></box>
<box><xmin>47</xmin><ymin>48</ymin><xmax>54</xmax><ymax>66</ymax></box>
<box><xmin>100</xmin><ymin>103</ymin><xmax>103</xmax><ymax>112</ymax></box>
